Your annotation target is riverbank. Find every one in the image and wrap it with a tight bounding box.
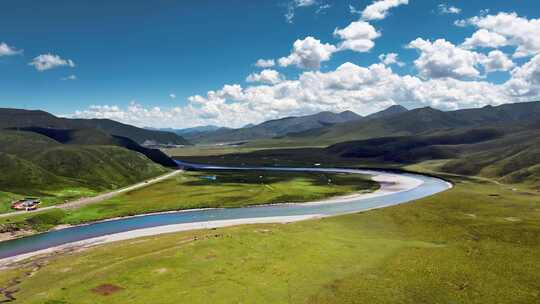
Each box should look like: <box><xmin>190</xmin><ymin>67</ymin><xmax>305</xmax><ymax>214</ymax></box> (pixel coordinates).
<box><xmin>0</xmin><ymin>169</ymin><xmax>378</xmax><ymax>242</ymax></box>
<box><xmin>0</xmin><ymin>215</ymin><xmax>320</xmax><ymax>267</ymax></box>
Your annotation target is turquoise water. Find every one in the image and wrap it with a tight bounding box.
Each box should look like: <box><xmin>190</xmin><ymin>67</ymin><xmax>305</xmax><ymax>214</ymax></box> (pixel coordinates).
<box><xmin>0</xmin><ymin>162</ymin><xmax>450</xmax><ymax>259</ymax></box>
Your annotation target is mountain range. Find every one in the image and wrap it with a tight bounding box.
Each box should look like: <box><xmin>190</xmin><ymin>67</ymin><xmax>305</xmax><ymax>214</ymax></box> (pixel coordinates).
<box><xmin>270</xmin><ymin>101</ymin><xmax>540</xmax><ymax>146</ymax></box>
<box><xmin>182</xmin><ymin>105</ymin><xmax>411</xmax><ymax>145</ymax></box>
<box><xmin>183</xmin><ymin>110</ymin><xmax>365</xmax><ymax>144</ymax></box>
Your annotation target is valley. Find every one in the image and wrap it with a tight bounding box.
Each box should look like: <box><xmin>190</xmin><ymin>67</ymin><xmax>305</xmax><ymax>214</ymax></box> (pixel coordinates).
<box><xmin>0</xmin><ymin>101</ymin><xmax>539</xmax><ymax>303</ymax></box>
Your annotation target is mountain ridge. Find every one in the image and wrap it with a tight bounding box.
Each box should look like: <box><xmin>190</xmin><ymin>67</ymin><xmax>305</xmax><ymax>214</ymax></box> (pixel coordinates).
<box><xmin>184</xmin><ymin>110</ymin><xmax>363</xmax><ymax>144</ymax></box>
<box><xmin>273</xmin><ymin>101</ymin><xmax>540</xmax><ymax>146</ymax></box>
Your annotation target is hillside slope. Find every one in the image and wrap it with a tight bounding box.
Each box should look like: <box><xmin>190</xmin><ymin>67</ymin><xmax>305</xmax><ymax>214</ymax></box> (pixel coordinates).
<box><xmin>0</xmin><ymin>108</ymin><xmax>189</xmax><ymax>145</ymax></box>
<box><xmin>441</xmin><ymin>129</ymin><xmax>540</xmax><ymax>186</ymax></box>
<box><xmin>0</xmin><ymin>130</ymin><xmax>169</xmax><ymax>200</ymax></box>
<box><xmin>326</xmin><ymin>124</ymin><xmax>540</xmax><ymax>186</ymax></box>
<box><xmin>13</xmin><ymin>127</ymin><xmax>178</xmax><ymax>167</ymax></box>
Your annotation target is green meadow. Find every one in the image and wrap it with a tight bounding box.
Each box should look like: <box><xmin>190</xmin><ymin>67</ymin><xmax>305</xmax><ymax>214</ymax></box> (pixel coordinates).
<box><xmin>2</xmin><ymin>171</ymin><xmax>539</xmax><ymax>303</ymax></box>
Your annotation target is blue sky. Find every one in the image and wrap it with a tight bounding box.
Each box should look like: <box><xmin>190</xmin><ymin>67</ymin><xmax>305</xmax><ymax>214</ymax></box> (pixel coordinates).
<box><xmin>1</xmin><ymin>0</ymin><xmax>540</xmax><ymax>128</ymax></box>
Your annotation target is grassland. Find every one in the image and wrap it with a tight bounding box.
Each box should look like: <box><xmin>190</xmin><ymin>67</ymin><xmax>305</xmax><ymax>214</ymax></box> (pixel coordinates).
<box><xmin>1</xmin><ymin>169</ymin><xmax>539</xmax><ymax>303</ymax></box>
<box><xmin>0</xmin><ymin>192</ymin><xmax>22</xmax><ymax>214</ymax></box>
<box><xmin>0</xmin><ymin>170</ymin><xmax>377</xmax><ymax>235</ymax></box>
<box><xmin>163</xmin><ymin>145</ymin><xmax>273</xmax><ymax>157</ymax></box>
<box><xmin>163</xmin><ymin>144</ymin><xmax>325</xmax><ymax>157</ymax></box>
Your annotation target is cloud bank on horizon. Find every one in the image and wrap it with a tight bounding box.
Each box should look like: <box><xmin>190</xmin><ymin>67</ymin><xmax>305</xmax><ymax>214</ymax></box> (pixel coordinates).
<box><xmin>4</xmin><ymin>1</ymin><xmax>540</xmax><ymax>129</ymax></box>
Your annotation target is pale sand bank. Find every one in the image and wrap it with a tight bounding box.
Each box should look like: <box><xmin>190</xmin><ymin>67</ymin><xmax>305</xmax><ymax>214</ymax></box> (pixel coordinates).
<box><xmin>0</xmin><ymin>215</ymin><xmax>320</xmax><ymax>267</ymax></box>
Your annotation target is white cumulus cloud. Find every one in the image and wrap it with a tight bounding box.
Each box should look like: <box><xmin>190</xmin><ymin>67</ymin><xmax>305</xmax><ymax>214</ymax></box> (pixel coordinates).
<box><xmin>246</xmin><ymin>69</ymin><xmax>285</xmax><ymax>85</ymax></box>
<box><xmin>408</xmin><ymin>38</ymin><xmax>485</xmax><ymax>79</ymax></box>
<box><xmin>278</xmin><ymin>36</ymin><xmax>337</xmax><ymax>69</ymax></box>
<box><xmin>459</xmin><ymin>12</ymin><xmax>540</xmax><ymax>58</ymax></box>
<box><xmin>29</xmin><ymin>53</ymin><xmax>75</xmax><ymax>71</ymax></box>
<box><xmin>481</xmin><ymin>50</ymin><xmax>514</xmax><ymax>73</ymax></box>
<box><xmin>379</xmin><ymin>53</ymin><xmax>404</xmax><ymax>66</ymax></box>
<box><xmin>254</xmin><ymin>59</ymin><xmax>276</xmax><ymax>68</ymax></box>
<box><xmin>461</xmin><ymin>29</ymin><xmax>508</xmax><ymax>49</ymax></box>
<box><xmin>438</xmin><ymin>4</ymin><xmax>461</xmax><ymax>15</ymax></box>
<box><xmin>0</xmin><ymin>42</ymin><xmax>22</xmax><ymax>56</ymax></box>
<box><xmin>336</xmin><ymin>0</ymin><xmax>406</xmax><ymax>54</ymax></box>
<box><xmin>361</xmin><ymin>0</ymin><xmax>408</xmax><ymax>21</ymax></box>
<box><xmin>506</xmin><ymin>54</ymin><xmax>540</xmax><ymax>96</ymax></box>
<box><xmin>334</xmin><ymin>21</ymin><xmax>380</xmax><ymax>53</ymax></box>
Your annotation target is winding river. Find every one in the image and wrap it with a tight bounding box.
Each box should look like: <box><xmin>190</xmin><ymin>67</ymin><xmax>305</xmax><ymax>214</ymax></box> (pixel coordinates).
<box><xmin>0</xmin><ymin>161</ymin><xmax>451</xmax><ymax>263</ymax></box>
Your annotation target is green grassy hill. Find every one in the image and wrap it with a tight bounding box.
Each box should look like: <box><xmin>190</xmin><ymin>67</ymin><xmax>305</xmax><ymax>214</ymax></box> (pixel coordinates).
<box><xmin>324</xmin><ymin>125</ymin><xmax>540</xmax><ymax>186</ymax></box>
<box><xmin>0</xmin><ymin>108</ymin><xmax>189</xmax><ymax>145</ymax></box>
<box><xmin>12</xmin><ymin>126</ymin><xmax>178</xmax><ymax>167</ymax></box>
<box><xmin>0</xmin><ymin>130</ymin><xmax>169</xmax><ymax>208</ymax></box>
<box><xmin>442</xmin><ymin>130</ymin><xmax>540</xmax><ymax>186</ymax></box>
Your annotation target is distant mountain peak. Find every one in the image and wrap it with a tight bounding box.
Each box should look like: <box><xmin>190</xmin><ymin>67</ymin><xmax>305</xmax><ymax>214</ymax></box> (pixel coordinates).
<box><xmin>386</xmin><ymin>105</ymin><xmax>408</xmax><ymax>111</ymax></box>
<box><xmin>338</xmin><ymin>110</ymin><xmax>362</xmax><ymax>119</ymax></box>
<box><xmin>416</xmin><ymin>106</ymin><xmax>442</xmax><ymax>113</ymax></box>
<box><xmin>366</xmin><ymin>104</ymin><xmax>408</xmax><ymax>119</ymax></box>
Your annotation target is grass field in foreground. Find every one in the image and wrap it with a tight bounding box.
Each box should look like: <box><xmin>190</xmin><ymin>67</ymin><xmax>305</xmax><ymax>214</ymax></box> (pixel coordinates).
<box><xmin>0</xmin><ymin>170</ymin><xmax>377</xmax><ymax>233</ymax></box>
<box><xmin>1</xmin><ymin>173</ymin><xmax>539</xmax><ymax>303</ymax></box>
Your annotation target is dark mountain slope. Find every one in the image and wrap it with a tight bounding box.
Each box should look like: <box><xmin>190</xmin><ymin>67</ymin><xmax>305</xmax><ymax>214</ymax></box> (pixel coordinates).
<box><xmin>441</xmin><ymin>128</ymin><xmax>540</xmax><ymax>185</ymax></box>
<box><xmin>0</xmin><ymin>108</ymin><xmax>189</xmax><ymax>145</ymax></box>
<box><xmin>325</xmin><ymin>121</ymin><xmax>540</xmax><ymax>186</ymax></box>
<box><xmin>326</xmin><ymin>128</ymin><xmax>505</xmax><ymax>163</ymax></box>
<box><xmin>71</xmin><ymin>118</ymin><xmax>190</xmax><ymax>145</ymax></box>
<box><xmin>11</xmin><ymin>127</ymin><xmax>177</xmax><ymax>167</ymax></box>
